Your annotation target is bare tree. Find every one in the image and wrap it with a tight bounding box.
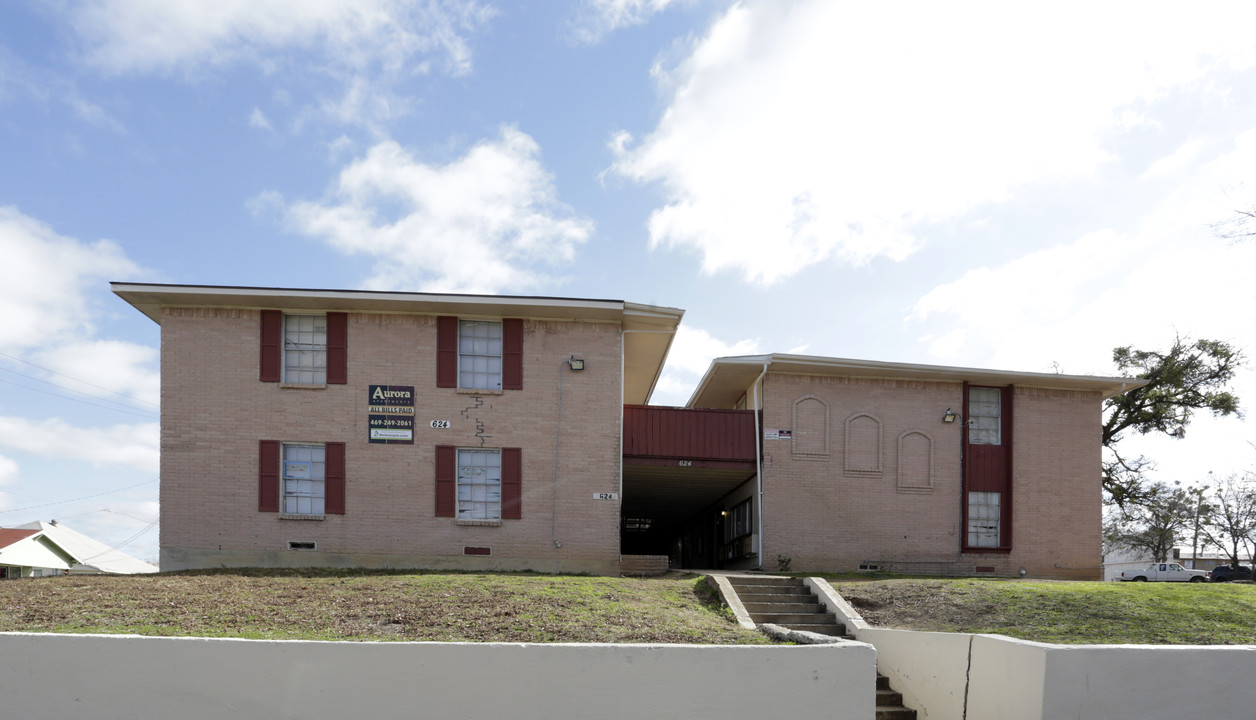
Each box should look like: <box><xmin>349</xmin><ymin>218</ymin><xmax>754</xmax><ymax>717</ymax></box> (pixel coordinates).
<box><xmin>1199</xmin><ymin>472</ymin><xmax>1256</xmax><ymax>568</ymax></box>
<box><xmin>1104</xmin><ymin>482</ymin><xmax>1206</xmax><ymax>562</ymax></box>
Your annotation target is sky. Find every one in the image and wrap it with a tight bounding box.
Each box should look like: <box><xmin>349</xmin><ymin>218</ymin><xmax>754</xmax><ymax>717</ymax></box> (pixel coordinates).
<box><xmin>1</xmin><ymin>0</ymin><xmax>1254</xmax><ymax>565</ymax></box>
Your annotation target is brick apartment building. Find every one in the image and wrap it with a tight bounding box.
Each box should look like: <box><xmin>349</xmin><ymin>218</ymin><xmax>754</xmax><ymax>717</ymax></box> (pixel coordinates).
<box><xmin>114</xmin><ymin>283</ymin><xmax>1140</xmax><ymax>579</ymax></box>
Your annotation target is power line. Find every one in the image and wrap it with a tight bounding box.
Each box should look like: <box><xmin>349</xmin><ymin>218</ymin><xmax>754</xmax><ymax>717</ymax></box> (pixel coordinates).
<box><xmin>0</xmin><ymin>350</ymin><xmax>159</xmax><ymax>408</ymax></box>
<box><xmin>0</xmin><ymin>479</ymin><xmax>157</xmax><ymax>515</ymax></box>
<box><xmin>0</xmin><ymin>375</ymin><xmax>158</xmax><ymax>420</ymax></box>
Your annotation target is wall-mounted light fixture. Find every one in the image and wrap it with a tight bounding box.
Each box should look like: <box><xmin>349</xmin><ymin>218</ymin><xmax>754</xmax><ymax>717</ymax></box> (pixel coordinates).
<box><xmin>942</xmin><ymin>408</ymin><xmax>958</xmax><ymax>424</ymax></box>
<box><xmin>568</xmin><ymin>356</ymin><xmax>585</xmax><ymax>371</ymax></box>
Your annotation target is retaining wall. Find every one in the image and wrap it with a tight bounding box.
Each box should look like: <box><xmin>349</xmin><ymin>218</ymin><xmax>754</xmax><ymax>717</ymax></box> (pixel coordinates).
<box><xmin>809</xmin><ymin>577</ymin><xmax>1256</xmax><ymax>720</ymax></box>
<box><xmin>0</xmin><ymin>632</ymin><xmax>876</xmax><ymax>720</ymax></box>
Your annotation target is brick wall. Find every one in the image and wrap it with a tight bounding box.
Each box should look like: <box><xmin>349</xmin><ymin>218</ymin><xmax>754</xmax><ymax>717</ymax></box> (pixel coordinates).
<box><xmin>757</xmin><ymin>374</ymin><xmax>1102</xmax><ymax>579</ymax></box>
<box><xmin>160</xmin><ymin>308</ymin><xmax>624</xmax><ymax>573</ymax></box>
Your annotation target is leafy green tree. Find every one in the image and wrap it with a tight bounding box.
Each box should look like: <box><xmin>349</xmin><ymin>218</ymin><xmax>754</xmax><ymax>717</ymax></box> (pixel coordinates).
<box><xmin>1102</xmin><ymin>336</ymin><xmax>1243</xmax><ymax>505</ymax></box>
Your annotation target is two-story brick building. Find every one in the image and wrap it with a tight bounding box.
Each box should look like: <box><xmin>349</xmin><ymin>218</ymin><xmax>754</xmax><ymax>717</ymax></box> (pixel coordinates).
<box><xmin>114</xmin><ymin>283</ymin><xmax>1139</xmax><ymax>578</ymax></box>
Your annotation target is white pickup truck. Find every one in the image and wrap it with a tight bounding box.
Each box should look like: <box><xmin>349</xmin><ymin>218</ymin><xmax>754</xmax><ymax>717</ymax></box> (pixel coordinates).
<box><xmin>1120</xmin><ymin>562</ymin><xmax>1209</xmax><ymax>582</ymax></box>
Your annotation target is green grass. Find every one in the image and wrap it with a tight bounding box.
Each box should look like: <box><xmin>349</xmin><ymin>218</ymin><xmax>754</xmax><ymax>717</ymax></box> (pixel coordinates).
<box><xmin>827</xmin><ymin>577</ymin><xmax>1256</xmax><ymax>645</ymax></box>
<box><xmin>0</xmin><ymin>570</ymin><xmax>768</xmax><ymax>644</ymax></box>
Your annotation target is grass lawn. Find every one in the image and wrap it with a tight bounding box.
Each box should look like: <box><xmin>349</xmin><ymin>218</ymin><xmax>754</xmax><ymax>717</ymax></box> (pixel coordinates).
<box><xmin>0</xmin><ymin>570</ymin><xmax>768</xmax><ymax>644</ymax></box>
<box><xmin>826</xmin><ymin>576</ymin><xmax>1256</xmax><ymax>645</ymax></box>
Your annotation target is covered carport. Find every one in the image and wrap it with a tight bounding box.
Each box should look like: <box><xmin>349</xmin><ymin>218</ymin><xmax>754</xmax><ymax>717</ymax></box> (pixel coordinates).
<box><xmin>621</xmin><ymin>405</ymin><xmax>758</xmax><ymax>568</ymax></box>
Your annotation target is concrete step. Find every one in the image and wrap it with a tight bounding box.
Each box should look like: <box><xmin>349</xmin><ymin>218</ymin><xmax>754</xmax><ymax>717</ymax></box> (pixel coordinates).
<box><xmin>779</xmin><ymin>622</ymin><xmax>847</xmax><ymax>636</ymax></box>
<box><xmin>731</xmin><ymin>587</ymin><xmax>814</xmax><ymax>598</ymax></box>
<box><xmin>724</xmin><ymin>575</ymin><xmax>800</xmax><ymax>586</ymax></box>
<box><xmin>742</xmin><ymin>601</ymin><xmax>825</xmax><ymax>613</ymax></box>
<box><xmin>749</xmin><ymin>612</ymin><xmax>836</xmax><ymax>625</ymax></box>
<box><xmin>875</xmin><ymin>675</ymin><xmax>916</xmax><ymax>720</ymax></box>
<box><xmin>877</xmin><ymin>689</ymin><xmax>904</xmax><ymax>707</ymax></box>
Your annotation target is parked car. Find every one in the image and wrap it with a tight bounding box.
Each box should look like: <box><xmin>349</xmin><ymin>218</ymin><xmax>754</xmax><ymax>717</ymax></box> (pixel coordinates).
<box><xmin>1119</xmin><ymin>562</ymin><xmax>1209</xmax><ymax>582</ymax></box>
<box><xmin>1209</xmin><ymin>564</ymin><xmax>1254</xmax><ymax>582</ymax></box>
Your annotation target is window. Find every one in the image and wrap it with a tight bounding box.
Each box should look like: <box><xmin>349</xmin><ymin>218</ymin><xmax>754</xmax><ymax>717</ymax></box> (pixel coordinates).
<box><xmin>259</xmin><ymin>440</ymin><xmax>345</xmax><ymax>514</ymax></box>
<box><xmin>284</xmin><ymin>315</ymin><xmax>328</xmax><ymax>385</ymax></box>
<box><xmin>259</xmin><ymin>311</ymin><xmax>347</xmax><ymax>384</ymax></box>
<box><xmin>968</xmin><ymin>387</ymin><xmax>1001</xmax><ymax>444</ymax></box>
<box><xmin>967</xmin><ymin>491</ymin><xmax>1000</xmax><ymax>547</ymax></box>
<box><xmin>457</xmin><ymin>449</ymin><xmax>502</xmax><ymax>520</ymax></box>
<box><xmin>436</xmin><ymin>317</ymin><xmax>522</xmax><ymax>390</ymax></box>
<box><xmin>722</xmin><ymin>498</ymin><xmax>754</xmax><ymax>561</ymax></box>
<box><xmin>435</xmin><ymin>445</ymin><xmax>521</xmax><ymax>519</ymax></box>
<box><xmin>459</xmin><ymin>320</ymin><xmax>503</xmax><ymax>390</ymax></box>
<box><xmin>283</xmin><ymin>443</ymin><xmax>326</xmax><ymax>515</ymax></box>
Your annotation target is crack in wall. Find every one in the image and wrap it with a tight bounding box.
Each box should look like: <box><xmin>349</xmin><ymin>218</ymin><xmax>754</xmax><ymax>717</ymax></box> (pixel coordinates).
<box><xmin>460</xmin><ymin>397</ymin><xmax>492</xmax><ymax>447</ymax></box>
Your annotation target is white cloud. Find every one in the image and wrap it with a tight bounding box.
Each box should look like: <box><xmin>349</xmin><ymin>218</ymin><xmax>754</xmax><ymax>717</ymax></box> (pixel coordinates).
<box><xmin>0</xmin><ymin>207</ymin><xmax>138</xmax><ymax>352</ymax></box>
<box><xmin>652</xmin><ymin>325</ymin><xmax>760</xmax><ymax>406</ymax></box>
<box><xmin>0</xmin><ymin>207</ymin><xmax>158</xmax><ymax>415</ymax></box>
<box><xmin>570</xmin><ymin>0</ymin><xmax>681</xmax><ymax>44</ymax></box>
<box><xmin>0</xmin><ymin>417</ymin><xmax>158</xmax><ymax>473</ymax></box>
<box><xmin>906</xmin><ymin>132</ymin><xmax>1256</xmax><ymax>484</ymax></box>
<box><xmin>274</xmin><ymin>126</ymin><xmax>594</xmax><ymax>293</ymax></box>
<box><xmin>67</xmin><ymin>0</ymin><xmax>494</xmax><ymax>78</ymax></box>
<box><xmin>0</xmin><ymin>454</ymin><xmax>18</xmax><ymax>486</ymax></box>
<box><xmin>248</xmin><ymin>107</ymin><xmax>274</xmax><ymax>132</ymax></box>
<box><xmin>30</xmin><ymin>341</ymin><xmax>160</xmax><ymax>410</ymax></box>
<box><xmin>612</xmin><ymin>1</ymin><xmax>1256</xmax><ymax>285</ymax></box>
<box><xmin>61</xmin><ymin>0</ymin><xmax>495</xmax><ymax>131</ymax></box>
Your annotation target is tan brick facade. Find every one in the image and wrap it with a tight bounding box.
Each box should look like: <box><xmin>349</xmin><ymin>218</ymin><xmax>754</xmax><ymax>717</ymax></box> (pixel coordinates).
<box><xmin>159</xmin><ymin>307</ymin><xmax>627</xmax><ymax>573</ymax></box>
<box><xmin>756</xmin><ymin>373</ymin><xmax>1103</xmax><ymax>579</ymax></box>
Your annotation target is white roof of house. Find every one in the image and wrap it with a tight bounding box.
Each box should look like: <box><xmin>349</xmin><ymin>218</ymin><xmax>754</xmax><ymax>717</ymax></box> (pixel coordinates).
<box><xmin>13</xmin><ymin>521</ymin><xmax>157</xmax><ymax>574</ymax></box>
<box><xmin>0</xmin><ymin>529</ymin><xmax>73</xmax><ymax>570</ymax></box>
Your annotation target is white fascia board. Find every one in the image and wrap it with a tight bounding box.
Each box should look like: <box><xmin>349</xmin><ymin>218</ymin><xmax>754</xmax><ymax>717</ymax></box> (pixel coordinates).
<box><xmin>111</xmin><ymin>282</ymin><xmax>631</xmax><ymax>324</ymax></box>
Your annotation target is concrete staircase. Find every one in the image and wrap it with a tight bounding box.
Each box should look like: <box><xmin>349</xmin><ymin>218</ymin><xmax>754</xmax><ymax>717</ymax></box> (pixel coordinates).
<box><xmin>722</xmin><ymin>575</ymin><xmax>916</xmax><ymax>720</ymax></box>
<box><xmin>726</xmin><ymin>575</ymin><xmax>846</xmax><ymax>635</ymax></box>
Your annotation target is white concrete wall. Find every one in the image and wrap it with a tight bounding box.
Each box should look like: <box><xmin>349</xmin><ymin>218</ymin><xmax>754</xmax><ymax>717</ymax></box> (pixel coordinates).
<box><xmin>812</xmin><ymin>577</ymin><xmax>1256</xmax><ymax>719</ymax></box>
<box><xmin>849</xmin><ymin>627</ymin><xmax>1256</xmax><ymax>720</ymax></box>
<box><xmin>0</xmin><ymin>633</ymin><xmax>876</xmax><ymax>720</ymax></box>
<box><xmin>859</xmin><ymin>628</ymin><xmax>972</xmax><ymax>720</ymax></box>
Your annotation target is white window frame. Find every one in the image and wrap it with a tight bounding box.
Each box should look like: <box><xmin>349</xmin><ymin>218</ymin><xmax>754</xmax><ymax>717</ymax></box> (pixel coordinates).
<box><xmin>282</xmin><ymin>443</ymin><xmax>326</xmax><ymax>516</ymax></box>
<box><xmin>283</xmin><ymin>314</ymin><xmax>328</xmax><ymax>385</ymax></box>
<box><xmin>458</xmin><ymin>320</ymin><xmax>503</xmax><ymax>391</ymax></box>
<box><xmin>457</xmin><ymin>448</ymin><xmax>502</xmax><ymax>520</ymax></box>
<box><xmin>967</xmin><ymin>491</ymin><xmax>1001</xmax><ymax>547</ymax></box>
<box><xmin>968</xmin><ymin>387</ymin><xmax>1001</xmax><ymax>445</ymax></box>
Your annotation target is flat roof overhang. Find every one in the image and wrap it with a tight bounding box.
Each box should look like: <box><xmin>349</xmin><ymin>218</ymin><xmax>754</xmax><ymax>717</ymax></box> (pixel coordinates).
<box><xmin>111</xmin><ymin>282</ymin><xmax>683</xmax><ymax>405</ymax></box>
<box><xmin>688</xmin><ymin>353</ymin><xmax>1150</xmax><ymax>407</ymax></box>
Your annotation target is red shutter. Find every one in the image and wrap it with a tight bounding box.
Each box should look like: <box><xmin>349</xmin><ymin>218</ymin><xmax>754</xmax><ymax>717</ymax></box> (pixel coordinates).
<box><xmin>502</xmin><ymin>318</ymin><xmax>523</xmax><ymax>390</ymax></box>
<box><xmin>259</xmin><ymin>440</ymin><xmax>280</xmax><ymax>512</ymax></box>
<box><xmin>436</xmin><ymin>317</ymin><xmax>458</xmax><ymax>388</ymax></box>
<box><xmin>325</xmin><ymin>442</ymin><xmax>346</xmax><ymax>514</ymax></box>
<box><xmin>435</xmin><ymin>445</ymin><xmax>456</xmax><ymax>517</ymax></box>
<box><xmin>326</xmin><ymin>312</ymin><xmax>348</xmax><ymax>385</ymax></box>
<box><xmin>260</xmin><ymin>311</ymin><xmax>282</xmax><ymax>382</ymax></box>
<box><xmin>502</xmin><ymin>447</ymin><xmax>522</xmax><ymax>519</ymax></box>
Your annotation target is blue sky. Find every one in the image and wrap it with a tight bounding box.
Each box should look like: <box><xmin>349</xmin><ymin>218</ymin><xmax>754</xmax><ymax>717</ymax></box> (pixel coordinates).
<box><xmin>1</xmin><ymin>0</ymin><xmax>1254</xmax><ymax>564</ymax></box>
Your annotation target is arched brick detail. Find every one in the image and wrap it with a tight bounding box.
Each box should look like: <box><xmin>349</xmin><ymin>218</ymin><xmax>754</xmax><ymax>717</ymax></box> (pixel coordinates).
<box><xmin>791</xmin><ymin>395</ymin><xmax>829</xmax><ymax>459</ymax></box>
<box><xmin>896</xmin><ymin>430</ymin><xmax>934</xmax><ymax>492</ymax></box>
<box><xmin>844</xmin><ymin>412</ymin><xmax>882</xmax><ymax>475</ymax></box>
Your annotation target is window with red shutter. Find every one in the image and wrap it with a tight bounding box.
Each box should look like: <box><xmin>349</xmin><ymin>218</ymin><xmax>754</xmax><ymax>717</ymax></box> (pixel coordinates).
<box><xmin>325</xmin><ymin>442</ymin><xmax>346</xmax><ymax>514</ymax></box>
<box><xmin>503</xmin><ymin>319</ymin><xmax>523</xmax><ymax>390</ymax></box>
<box><xmin>501</xmin><ymin>447</ymin><xmax>522</xmax><ymax>519</ymax></box>
<box><xmin>260</xmin><ymin>311</ymin><xmax>282</xmax><ymax>382</ymax></box>
<box><xmin>326</xmin><ymin>312</ymin><xmax>348</xmax><ymax>385</ymax></box>
<box><xmin>258</xmin><ymin>440</ymin><xmax>280</xmax><ymax>512</ymax></box>
<box><xmin>435</xmin><ymin>445</ymin><xmax>456</xmax><ymax>517</ymax></box>
<box><xmin>436</xmin><ymin>317</ymin><xmax>458</xmax><ymax>388</ymax></box>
